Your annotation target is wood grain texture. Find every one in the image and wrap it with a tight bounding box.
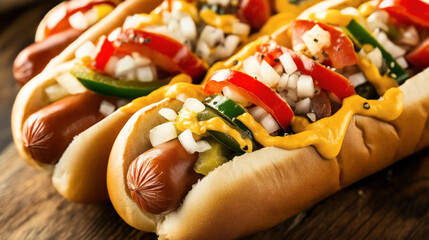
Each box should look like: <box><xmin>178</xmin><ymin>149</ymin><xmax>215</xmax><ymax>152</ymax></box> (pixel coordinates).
<box><xmin>0</xmin><ymin>1</ymin><xmax>428</xmax><ymax>240</ymax></box>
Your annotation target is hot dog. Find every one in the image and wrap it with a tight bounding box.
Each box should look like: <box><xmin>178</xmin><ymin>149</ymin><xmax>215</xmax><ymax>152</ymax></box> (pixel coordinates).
<box><xmin>13</xmin><ymin>0</ymin><xmax>120</xmax><ymax>86</ymax></box>
<box><xmin>12</xmin><ymin>0</ymin><xmax>273</xmax><ymax>202</ymax></box>
<box><xmin>106</xmin><ymin>0</ymin><xmax>429</xmax><ymax>238</ymax></box>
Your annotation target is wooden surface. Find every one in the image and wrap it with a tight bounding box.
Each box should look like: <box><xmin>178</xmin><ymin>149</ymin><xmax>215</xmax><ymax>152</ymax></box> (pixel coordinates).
<box><xmin>1</xmin><ymin>2</ymin><xmax>428</xmax><ymax>240</ymax></box>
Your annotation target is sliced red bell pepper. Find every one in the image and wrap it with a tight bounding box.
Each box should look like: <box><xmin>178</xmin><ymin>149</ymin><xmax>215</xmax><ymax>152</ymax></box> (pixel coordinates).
<box><xmin>92</xmin><ymin>28</ymin><xmax>207</xmax><ymax>81</ymax></box>
<box><xmin>238</xmin><ymin>0</ymin><xmax>272</xmax><ymax>30</ymax></box>
<box><xmin>406</xmin><ymin>36</ymin><xmax>429</xmax><ymax>69</ymax></box>
<box><xmin>92</xmin><ymin>35</ymin><xmax>115</xmax><ymax>72</ymax></box>
<box><xmin>282</xmin><ymin>47</ymin><xmax>356</xmax><ymax>100</ymax></box>
<box><xmin>204</xmin><ymin>69</ymin><xmax>294</xmax><ymax>130</ymax></box>
<box><xmin>377</xmin><ymin>0</ymin><xmax>429</xmax><ymax>29</ymax></box>
<box><xmin>291</xmin><ymin>20</ymin><xmax>358</xmax><ymax>69</ymax></box>
<box><xmin>42</xmin><ymin>0</ymin><xmax>117</xmax><ymax>40</ymax></box>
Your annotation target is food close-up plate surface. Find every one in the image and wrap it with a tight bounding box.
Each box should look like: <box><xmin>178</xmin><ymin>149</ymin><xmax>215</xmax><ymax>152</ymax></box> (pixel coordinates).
<box><xmin>1</xmin><ymin>0</ymin><xmax>428</xmax><ymax>239</ymax></box>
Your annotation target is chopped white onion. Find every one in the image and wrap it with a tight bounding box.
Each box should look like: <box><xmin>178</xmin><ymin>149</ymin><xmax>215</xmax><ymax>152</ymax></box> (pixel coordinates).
<box><xmin>301</xmin><ymin>24</ymin><xmax>331</xmax><ymax>56</ymax></box>
<box><xmin>287</xmin><ymin>72</ymin><xmax>300</xmax><ymax>90</ymax></box>
<box><xmin>297</xmin><ymin>75</ymin><xmax>315</xmax><ymax>98</ymax></box>
<box><xmin>294</xmin><ymin>98</ymin><xmax>311</xmax><ymax>115</ymax></box>
<box><xmin>136</xmin><ymin>66</ymin><xmax>156</xmax><ymax>82</ymax></box>
<box><xmin>84</xmin><ymin>6</ymin><xmax>99</xmax><ymax>26</ymax></box>
<box><xmin>348</xmin><ymin>72</ymin><xmax>367</xmax><ymax>86</ymax></box>
<box><xmin>69</xmin><ymin>11</ymin><xmax>88</xmax><ymax>30</ymax></box>
<box><xmin>56</xmin><ymin>72</ymin><xmax>87</xmax><ymax>94</ymax></box>
<box><xmin>178</xmin><ymin>129</ymin><xmax>199</xmax><ymax>154</ymax></box>
<box><xmin>158</xmin><ymin>108</ymin><xmax>177</xmax><ymax>121</ymax></box>
<box><xmin>222</xmin><ymin>86</ymin><xmax>250</xmax><ymax>106</ymax></box>
<box><xmin>366</xmin><ymin>10</ymin><xmax>389</xmax><ymax>32</ymax></box>
<box><xmin>366</xmin><ymin>47</ymin><xmax>383</xmax><ymax>69</ymax></box>
<box><xmin>115</xmin><ymin>55</ymin><xmax>136</xmax><ymax>77</ymax></box>
<box><xmin>200</xmin><ymin>25</ymin><xmax>224</xmax><ymax>47</ymax></box>
<box><xmin>374</xmin><ymin>31</ymin><xmax>406</xmax><ymax>58</ymax></box>
<box><xmin>259</xmin><ymin>60</ymin><xmax>280</xmax><ymax>87</ymax></box>
<box><xmin>276</xmin><ymin>73</ymin><xmax>289</xmax><ymax>93</ymax></box>
<box><xmin>75</xmin><ymin>41</ymin><xmax>96</xmax><ymax>60</ymax></box>
<box><xmin>149</xmin><ymin>122</ymin><xmax>177</xmax><ymax>147</ymax></box>
<box><xmin>279</xmin><ymin>52</ymin><xmax>298</xmax><ymax>75</ymax></box>
<box><xmin>400</xmin><ymin>25</ymin><xmax>419</xmax><ymax>46</ymax></box>
<box><xmin>196</xmin><ymin>140</ymin><xmax>212</xmax><ymax>153</ymax></box>
<box><xmin>243</xmin><ymin>56</ymin><xmax>261</xmax><ymax>77</ymax></box>
<box><xmin>260</xmin><ymin>114</ymin><xmax>280</xmax><ymax>134</ymax></box>
<box><xmin>340</xmin><ymin>7</ymin><xmax>361</xmax><ymax>18</ymax></box>
<box><xmin>104</xmin><ymin>56</ymin><xmax>119</xmax><ymax>76</ymax></box>
<box><xmin>176</xmin><ymin>93</ymin><xmax>188</xmax><ymax>102</ymax></box>
<box><xmin>223</xmin><ymin>34</ymin><xmax>241</xmax><ymax>56</ymax></box>
<box><xmin>183</xmin><ymin>98</ymin><xmax>205</xmax><ymax>113</ymax></box>
<box><xmin>47</xmin><ymin>7</ymin><xmax>66</xmax><ymax>29</ymax></box>
<box><xmin>248</xmin><ymin>105</ymin><xmax>267</xmax><ymax>122</ymax></box>
<box><xmin>307</xmin><ymin>112</ymin><xmax>317</xmax><ymax>122</ymax></box>
<box><xmin>279</xmin><ymin>91</ymin><xmax>296</xmax><ymax>108</ymax></box>
<box><xmin>132</xmin><ymin>52</ymin><xmax>151</xmax><ymax>66</ymax></box>
<box><xmin>196</xmin><ymin>40</ymin><xmax>211</xmax><ymax>60</ymax></box>
<box><xmin>99</xmin><ymin>101</ymin><xmax>116</xmax><ymax>116</ymax></box>
<box><xmin>123</xmin><ymin>14</ymin><xmax>147</xmax><ymax>29</ymax></box>
<box><xmin>45</xmin><ymin>84</ymin><xmax>69</xmax><ymax>102</ymax></box>
<box><xmin>396</xmin><ymin>57</ymin><xmax>408</xmax><ymax>69</ymax></box>
<box><xmin>232</xmin><ymin>22</ymin><xmax>250</xmax><ymax>36</ymax></box>
<box><xmin>180</xmin><ymin>15</ymin><xmax>197</xmax><ymax>40</ymax></box>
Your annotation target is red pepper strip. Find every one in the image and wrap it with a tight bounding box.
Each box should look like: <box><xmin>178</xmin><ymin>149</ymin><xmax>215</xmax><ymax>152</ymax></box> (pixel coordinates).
<box><xmin>377</xmin><ymin>0</ymin><xmax>429</xmax><ymax>29</ymax></box>
<box><xmin>406</xmin><ymin>36</ymin><xmax>429</xmax><ymax>69</ymax></box>
<box><xmin>238</xmin><ymin>0</ymin><xmax>272</xmax><ymax>30</ymax></box>
<box><xmin>291</xmin><ymin>20</ymin><xmax>358</xmax><ymax>69</ymax></box>
<box><xmin>282</xmin><ymin>47</ymin><xmax>355</xmax><ymax>100</ymax></box>
<box><xmin>204</xmin><ymin>69</ymin><xmax>294</xmax><ymax>130</ymax></box>
<box><xmin>92</xmin><ymin>35</ymin><xmax>115</xmax><ymax>72</ymax></box>
<box><xmin>254</xmin><ymin>42</ymin><xmax>284</xmax><ymax>66</ymax></box>
<box><xmin>113</xmin><ymin>28</ymin><xmax>207</xmax><ymax>81</ymax></box>
<box><xmin>43</xmin><ymin>0</ymin><xmax>117</xmax><ymax>40</ymax></box>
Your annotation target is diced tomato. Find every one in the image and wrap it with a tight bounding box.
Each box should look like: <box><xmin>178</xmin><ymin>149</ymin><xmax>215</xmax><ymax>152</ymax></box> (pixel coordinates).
<box><xmin>254</xmin><ymin>42</ymin><xmax>284</xmax><ymax>66</ymax></box>
<box><xmin>291</xmin><ymin>20</ymin><xmax>358</xmax><ymax>69</ymax></box>
<box><xmin>406</xmin><ymin>36</ymin><xmax>429</xmax><ymax>69</ymax></box>
<box><xmin>282</xmin><ymin>47</ymin><xmax>356</xmax><ymax>100</ymax></box>
<box><xmin>204</xmin><ymin>69</ymin><xmax>294</xmax><ymax>130</ymax></box>
<box><xmin>238</xmin><ymin>0</ymin><xmax>272</xmax><ymax>30</ymax></box>
<box><xmin>378</xmin><ymin>0</ymin><xmax>429</xmax><ymax>29</ymax></box>
<box><xmin>42</xmin><ymin>0</ymin><xmax>117</xmax><ymax>40</ymax></box>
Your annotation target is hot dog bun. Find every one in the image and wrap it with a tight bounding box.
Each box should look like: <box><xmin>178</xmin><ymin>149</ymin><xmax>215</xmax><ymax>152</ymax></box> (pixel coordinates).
<box><xmin>11</xmin><ymin>0</ymin><xmax>163</xmax><ymax>202</ymax></box>
<box><xmin>106</xmin><ymin>0</ymin><xmax>429</xmax><ymax>238</ymax></box>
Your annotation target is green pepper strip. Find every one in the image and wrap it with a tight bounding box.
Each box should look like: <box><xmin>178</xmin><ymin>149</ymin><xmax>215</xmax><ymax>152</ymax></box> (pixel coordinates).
<box><xmin>71</xmin><ymin>65</ymin><xmax>171</xmax><ymax>99</ymax></box>
<box><xmin>345</xmin><ymin>19</ymin><xmax>409</xmax><ymax>85</ymax></box>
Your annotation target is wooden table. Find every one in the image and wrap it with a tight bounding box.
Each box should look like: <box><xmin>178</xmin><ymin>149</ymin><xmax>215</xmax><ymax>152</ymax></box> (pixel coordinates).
<box><xmin>1</xmin><ymin>2</ymin><xmax>428</xmax><ymax>239</ymax></box>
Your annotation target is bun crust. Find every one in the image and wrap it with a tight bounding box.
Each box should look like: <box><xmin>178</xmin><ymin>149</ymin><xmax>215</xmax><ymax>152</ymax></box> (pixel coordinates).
<box><xmin>11</xmin><ymin>0</ymin><xmax>162</xmax><ymax>202</ymax></box>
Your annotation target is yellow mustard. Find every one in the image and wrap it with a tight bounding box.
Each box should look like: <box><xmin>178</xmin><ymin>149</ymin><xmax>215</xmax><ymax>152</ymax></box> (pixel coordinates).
<box><xmin>199</xmin><ymin>9</ymin><xmax>241</xmax><ymax>35</ymax></box>
<box><xmin>357</xmin><ymin>55</ymin><xmax>398</xmax><ymax>96</ymax></box>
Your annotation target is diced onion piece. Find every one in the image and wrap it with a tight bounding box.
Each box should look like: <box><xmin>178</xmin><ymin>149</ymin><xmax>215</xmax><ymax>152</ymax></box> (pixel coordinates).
<box><xmin>340</xmin><ymin>7</ymin><xmax>361</xmax><ymax>18</ymax></box>
<box><xmin>150</xmin><ymin>122</ymin><xmax>177</xmax><ymax>147</ymax></box>
<box><xmin>99</xmin><ymin>101</ymin><xmax>116</xmax><ymax>116</ymax></box>
<box><xmin>158</xmin><ymin>108</ymin><xmax>177</xmax><ymax>121</ymax></box>
<box><xmin>132</xmin><ymin>52</ymin><xmax>151</xmax><ymax>66</ymax></box>
<box><xmin>175</xmin><ymin>93</ymin><xmax>188</xmax><ymax>102</ymax></box>
<box><xmin>222</xmin><ymin>86</ymin><xmax>250</xmax><ymax>106</ymax></box>
<box><xmin>243</xmin><ymin>55</ymin><xmax>261</xmax><ymax>77</ymax></box>
<box><xmin>295</xmin><ymin>98</ymin><xmax>311</xmax><ymax>115</ymax></box>
<box><xmin>366</xmin><ymin>10</ymin><xmax>389</xmax><ymax>32</ymax></box>
<box><xmin>232</xmin><ymin>22</ymin><xmax>250</xmax><ymax>36</ymax></box>
<box><xmin>69</xmin><ymin>11</ymin><xmax>88</xmax><ymax>30</ymax></box>
<box><xmin>348</xmin><ymin>72</ymin><xmax>367</xmax><ymax>86</ymax></box>
<box><xmin>123</xmin><ymin>14</ymin><xmax>147</xmax><ymax>29</ymax></box>
<box><xmin>115</xmin><ymin>55</ymin><xmax>136</xmax><ymax>77</ymax></box>
<box><xmin>400</xmin><ymin>25</ymin><xmax>419</xmax><ymax>46</ymax></box>
<box><xmin>104</xmin><ymin>56</ymin><xmax>119</xmax><ymax>76</ymax></box>
<box><xmin>180</xmin><ymin>15</ymin><xmax>197</xmax><ymax>40</ymax></box>
<box><xmin>260</xmin><ymin>114</ymin><xmax>280</xmax><ymax>134</ymax></box>
<box><xmin>279</xmin><ymin>52</ymin><xmax>298</xmax><ymax>75</ymax></box>
<box><xmin>45</xmin><ymin>84</ymin><xmax>69</xmax><ymax>102</ymax></box>
<box><xmin>183</xmin><ymin>98</ymin><xmax>205</xmax><ymax>113</ymax></box>
<box><xmin>84</xmin><ymin>6</ymin><xmax>99</xmax><ymax>26</ymax></box>
<box><xmin>196</xmin><ymin>140</ymin><xmax>212</xmax><ymax>153</ymax></box>
<box><xmin>223</xmin><ymin>35</ymin><xmax>241</xmax><ymax>57</ymax></box>
<box><xmin>75</xmin><ymin>41</ymin><xmax>96</xmax><ymax>60</ymax></box>
<box><xmin>259</xmin><ymin>60</ymin><xmax>281</xmax><ymax>87</ymax></box>
<box><xmin>196</xmin><ymin>40</ymin><xmax>211</xmax><ymax>60</ymax></box>
<box><xmin>287</xmin><ymin>72</ymin><xmax>300</xmax><ymax>90</ymax></box>
<box><xmin>297</xmin><ymin>75</ymin><xmax>315</xmax><ymax>98</ymax></box>
<box><xmin>276</xmin><ymin>73</ymin><xmax>289</xmax><ymax>92</ymax></box>
<box><xmin>47</xmin><ymin>7</ymin><xmax>66</xmax><ymax>29</ymax></box>
<box><xmin>56</xmin><ymin>72</ymin><xmax>87</xmax><ymax>94</ymax></box>
<box><xmin>301</xmin><ymin>24</ymin><xmax>331</xmax><ymax>56</ymax></box>
<box><xmin>396</xmin><ymin>57</ymin><xmax>408</xmax><ymax>69</ymax></box>
<box><xmin>248</xmin><ymin>105</ymin><xmax>267</xmax><ymax>122</ymax></box>
<box><xmin>366</xmin><ymin>47</ymin><xmax>383</xmax><ymax>69</ymax></box>
<box><xmin>374</xmin><ymin>31</ymin><xmax>406</xmax><ymax>58</ymax></box>
<box><xmin>136</xmin><ymin>66</ymin><xmax>156</xmax><ymax>82</ymax></box>
<box><xmin>307</xmin><ymin>112</ymin><xmax>317</xmax><ymax>122</ymax></box>
<box><xmin>200</xmin><ymin>25</ymin><xmax>224</xmax><ymax>47</ymax></box>
<box><xmin>279</xmin><ymin>91</ymin><xmax>296</xmax><ymax>108</ymax></box>
<box><xmin>178</xmin><ymin>129</ymin><xmax>199</xmax><ymax>154</ymax></box>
